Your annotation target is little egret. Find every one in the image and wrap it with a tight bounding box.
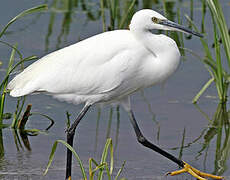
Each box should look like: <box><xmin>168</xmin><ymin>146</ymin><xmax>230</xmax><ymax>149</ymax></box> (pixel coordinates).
<box><xmin>7</xmin><ymin>9</ymin><xmax>222</xmax><ymax>180</ymax></box>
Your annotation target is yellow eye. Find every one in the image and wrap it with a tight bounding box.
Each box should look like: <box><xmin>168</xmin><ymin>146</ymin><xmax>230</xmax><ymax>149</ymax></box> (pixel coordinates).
<box><xmin>152</xmin><ymin>17</ymin><xmax>159</xmax><ymax>23</ymax></box>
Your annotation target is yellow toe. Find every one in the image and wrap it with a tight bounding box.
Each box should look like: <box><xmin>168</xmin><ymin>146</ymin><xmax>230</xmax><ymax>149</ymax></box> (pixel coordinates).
<box><xmin>167</xmin><ymin>161</ymin><xmax>223</xmax><ymax>180</ymax></box>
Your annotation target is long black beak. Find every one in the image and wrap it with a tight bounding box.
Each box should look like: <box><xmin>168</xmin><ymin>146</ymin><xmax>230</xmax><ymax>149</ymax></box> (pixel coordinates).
<box><xmin>159</xmin><ymin>20</ymin><xmax>203</xmax><ymax>38</ymax></box>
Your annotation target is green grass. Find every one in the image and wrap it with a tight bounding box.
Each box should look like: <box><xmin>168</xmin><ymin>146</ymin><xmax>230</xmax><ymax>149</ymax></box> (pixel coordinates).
<box><xmin>100</xmin><ymin>0</ymin><xmax>136</xmax><ymax>31</ymax></box>
<box><xmin>0</xmin><ymin>2</ymin><xmax>53</xmax><ymax>160</ymax></box>
<box><xmin>0</xmin><ymin>4</ymin><xmax>47</xmax><ymax>127</ymax></box>
<box><xmin>45</xmin><ymin>138</ymin><xmax>126</xmax><ymax>180</ymax></box>
<box><xmin>188</xmin><ymin>0</ymin><xmax>230</xmax><ymax>103</ymax></box>
<box><xmin>0</xmin><ymin>5</ymin><xmax>48</xmax><ymax>38</ymax></box>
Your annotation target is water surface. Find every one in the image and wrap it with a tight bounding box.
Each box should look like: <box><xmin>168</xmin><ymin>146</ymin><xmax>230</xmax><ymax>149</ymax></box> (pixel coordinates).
<box><xmin>0</xmin><ymin>1</ymin><xmax>230</xmax><ymax>180</ymax></box>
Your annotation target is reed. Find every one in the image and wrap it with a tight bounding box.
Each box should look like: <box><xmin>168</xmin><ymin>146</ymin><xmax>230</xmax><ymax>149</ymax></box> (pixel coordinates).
<box><xmin>189</xmin><ymin>0</ymin><xmax>230</xmax><ymax>103</ymax></box>
<box><xmin>100</xmin><ymin>0</ymin><xmax>136</xmax><ymax>31</ymax></box>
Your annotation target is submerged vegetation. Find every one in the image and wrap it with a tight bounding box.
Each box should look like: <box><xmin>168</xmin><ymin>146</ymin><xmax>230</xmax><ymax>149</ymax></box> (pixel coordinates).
<box><xmin>0</xmin><ymin>0</ymin><xmax>229</xmax><ymax>179</ymax></box>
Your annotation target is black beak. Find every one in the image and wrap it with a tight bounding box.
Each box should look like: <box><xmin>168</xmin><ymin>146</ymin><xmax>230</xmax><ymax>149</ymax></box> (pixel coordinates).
<box><xmin>159</xmin><ymin>20</ymin><xmax>203</xmax><ymax>38</ymax></box>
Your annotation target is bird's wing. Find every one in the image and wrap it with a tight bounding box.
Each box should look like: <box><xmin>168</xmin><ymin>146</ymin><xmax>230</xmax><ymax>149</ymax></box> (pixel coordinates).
<box><xmin>7</xmin><ymin>30</ymin><xmax>139</xmax><ymax>98</ymax></box>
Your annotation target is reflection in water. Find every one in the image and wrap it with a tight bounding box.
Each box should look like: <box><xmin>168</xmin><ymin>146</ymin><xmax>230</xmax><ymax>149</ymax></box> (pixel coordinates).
<box><xmin>55</xmin><ymin>0</ymin><xmax>73</xmax><ymax>50</ymax></box>
<box><xmin>93</xmin><ymin>106</ymin><xmax>121</xmax><ymax>154</ymax></box>
<box><xmin>45</xmin><ymin>0</ymin><xmax>101</xmax><ymax>52</ymax></box>
<box><xmin>196</xmin><ymin>103</ymin><xmax>230</xmax><ymax>176</ymax></box>
<box><xmin>201</xmin><ymin>0</ymin><xmax>207</xmax><ymax>33</ymax></box>
<box><xmin>13</xmin><ymin>129</ymin><xmax>31</xmax><ymax>151</ymax></box>
<box><xmin>140</xmin><ymin>90</ymin><xmax>160</xmax><ymax>142</ymax></box>
<box><xmin>178</xmin><ymin>127</ymin><xmax>186</xmax><ymax>161</ymax></box>
<box><xmin>106</xmin><ymin>108</ymin><xmax>113</xmax><ymax>138</ymax></box>
<box><xmin>94</xmin><ymin>107</ymin><xmax>101</xmax><ymax>152</ymax></box>
<box><xmin>0</xmin><ymin>104</ymin><xmax>55</xmax><ymax>153</ymax></box>
<box><xmin>45</xmin><ymin>0</ymin><xmax>57</xmax><ymax>52</ymax></box>
<box><xmin>115</xmin><ymin>106</ymin><xmax>120</xmax><ymax>150</ymax></box>
<box><xmin>0</xmin><ymin>129</ymin><xmax>4</xmax><ymax>158</ymax></box>
<box><xmin>172</xmin><ymin>103</ymin><xmax>230</xmax><ymax>177</ymax></box>
<box><xmin>45</xmin><ymin>0</ymin><xmax>74</xmax><ymax>51</ymax></box>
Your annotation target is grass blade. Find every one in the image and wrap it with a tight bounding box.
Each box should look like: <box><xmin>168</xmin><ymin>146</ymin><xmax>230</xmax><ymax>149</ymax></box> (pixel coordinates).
<box><xmin>98</xmin><ymin>138</ymin><xmax>113</xmax><ymax>179</ymax></box>
<box><xmin>115</xmin><ymin>161</ymin><xmax>126</xmax><ymax>180</ymax></box>
<box><xmin>192</xmin><ymin>78</ymin><xmax>214</xmax><ymax>103</ymax></box>
<box><xmin>44</xmin><ymin>140</ymin><xmax>87</xmax><ymax>180</ymax></box>
<box><xmin>89</xmin><ymin>158</ymin><xmax>98</xmax><ymax>180</ymax></box>
<box><xmin>100</xmin><ymin>0</ymin><xmax>106</xmax><ymax>32</ymax></box>
<box><xmin>0</xmin><ymin>44</ymin><xmax>17</xmax><ymax>122</ymax></box>
<box><xmin>29</xmin><ymin>112</ymin><xmax>55</xmax><ymax>131</ymax></box>
<box><xmin>118</xmin><ymin>0</ymin><xmax>136</xmax><ymax>29</ymax></box>
<box><xmin>43</xmin><ymin>140</ymin><xmax>58</xmax><ymax>175</ymax></box>
<box><xmin>0</xmin><ymin>40</ymin><xmax>23</xmax><ymax>60</ymax></box>
<box><xmin>11</xmin><ymin>96</ymin><xmax>26</xmax><ymax>129</ymax></box>
<box><xmin>0</xmin><ymin>4</ymin><xmax>48</xmax><ymax>38</ymax></box>
<box><xmin>207</xmin><ymin>0</ymin><xmax>230</xmax><ymax>68</ymax></box>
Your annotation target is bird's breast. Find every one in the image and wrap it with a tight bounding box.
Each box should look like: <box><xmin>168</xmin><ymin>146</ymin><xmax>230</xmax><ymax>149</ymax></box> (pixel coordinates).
<box><xmin>140</xmin><ymin>44</ymin><xmax>180</xmax><ymax>88</ymax></box>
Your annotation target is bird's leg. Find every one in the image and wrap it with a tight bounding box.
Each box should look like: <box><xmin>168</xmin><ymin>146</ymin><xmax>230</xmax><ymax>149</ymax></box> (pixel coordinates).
<box><xmin>65</xmin><ymin>104</ymin><xmax>91</xmax><ymax>180</ymax></box>
<box><xmin>128</xmin><ymin>110</ymin><xmax>223</xmax><ymax>180</ymax></box>
<box><xmin>128</xmin><ymin>110</ymin><xmax>184</xmax><ymax>167</ymax></box>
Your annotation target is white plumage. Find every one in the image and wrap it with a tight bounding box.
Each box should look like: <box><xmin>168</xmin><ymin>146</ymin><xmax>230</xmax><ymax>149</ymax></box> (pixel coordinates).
<box><xmin>7</xmin><ymin>9</ymin><xmax>190</xmax><ymax>109</ymax></box>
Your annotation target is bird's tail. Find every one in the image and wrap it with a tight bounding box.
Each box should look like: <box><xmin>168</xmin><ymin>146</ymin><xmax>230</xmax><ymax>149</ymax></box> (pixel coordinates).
<box><xmin>7</xmin><ymin>71</ymin><xmax>37</xmax><ymax>97</ymax></box>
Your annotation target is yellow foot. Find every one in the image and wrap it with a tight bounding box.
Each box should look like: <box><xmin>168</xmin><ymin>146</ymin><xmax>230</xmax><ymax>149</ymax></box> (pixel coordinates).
<box><xmin>167</xmin><ymin>161</ymin><xmax>223</xmax><ymax>180</ymax></box>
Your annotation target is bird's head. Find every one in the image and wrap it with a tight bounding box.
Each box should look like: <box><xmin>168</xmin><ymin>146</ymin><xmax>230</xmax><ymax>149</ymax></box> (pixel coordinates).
<box><xmin>129</xmin><ymin>9</ymin><xmax>203</xmax><ymax>38</ymax></box>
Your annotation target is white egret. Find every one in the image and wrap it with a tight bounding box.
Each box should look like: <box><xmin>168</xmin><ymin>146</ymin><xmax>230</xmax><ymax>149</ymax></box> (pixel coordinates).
<box><xmin>7</xmin><ymin>9</ymin><xmax>222</xmax><ymax>180</ymax></box>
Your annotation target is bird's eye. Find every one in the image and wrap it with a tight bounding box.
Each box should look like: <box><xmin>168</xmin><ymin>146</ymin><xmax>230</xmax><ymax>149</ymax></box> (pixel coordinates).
<box><xmin>152</xmin><ymin>17</ymin><xmax>159</xmax><ymax>23</ymax></box>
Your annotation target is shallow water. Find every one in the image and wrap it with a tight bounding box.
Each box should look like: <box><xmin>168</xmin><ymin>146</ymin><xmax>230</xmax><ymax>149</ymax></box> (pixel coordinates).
<box><xmin>0</xmin><ymin>0</ymin><xmax>230</xmax><ymax>180</ymax></box>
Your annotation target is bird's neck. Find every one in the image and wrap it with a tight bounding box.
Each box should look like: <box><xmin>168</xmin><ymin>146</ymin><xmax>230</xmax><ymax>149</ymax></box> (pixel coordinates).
<box><xmin>131</xmin><ymin>29</ymin><xmax>164</xmax><ymax>57</ymax></box>
<box><xmin>131</xmin><ymin>28</ymin><xmax>179</xmax><ymax>58</ymax></box>
<box><xmin>131</xmin><ymin>28</ymin><xmax>181</xmax><ymax>84</ymax></box>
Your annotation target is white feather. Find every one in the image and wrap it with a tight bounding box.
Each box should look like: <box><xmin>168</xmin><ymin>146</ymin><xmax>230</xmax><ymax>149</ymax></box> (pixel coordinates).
<box><xmin>7</xmin><ymin>9</ymin><xmax>180</xmax><ymax>107</ymax></box>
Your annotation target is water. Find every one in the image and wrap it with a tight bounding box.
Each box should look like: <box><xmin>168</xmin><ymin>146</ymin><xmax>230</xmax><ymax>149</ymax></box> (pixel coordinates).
<box><xmin>0</xmin><ymin>0</ymin><xmax>230</xmax><ymax>179</ymax></box>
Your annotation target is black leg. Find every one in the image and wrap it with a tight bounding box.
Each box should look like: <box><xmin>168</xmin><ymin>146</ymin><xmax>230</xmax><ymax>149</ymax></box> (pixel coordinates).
<box><xmin>128</xmin><ymin>110</ymin><xmax>184</xmax><ymax>168</ymax></box>
<box><xmin>65</xmin><ymin>104</ymin><xmax>91</xmax><ymax>180</ymax></box>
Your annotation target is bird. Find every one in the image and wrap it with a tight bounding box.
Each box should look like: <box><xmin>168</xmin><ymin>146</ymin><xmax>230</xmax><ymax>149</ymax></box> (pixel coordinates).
<box><xmin>7</xmin><ymin>9</ymin><xmax>222</xmax><ymax>180</ymax></box>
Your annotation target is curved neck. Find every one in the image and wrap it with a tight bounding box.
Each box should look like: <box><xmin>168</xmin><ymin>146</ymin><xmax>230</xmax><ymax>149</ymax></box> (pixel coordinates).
<box><xmin>130</xmin><ymin>28</ymin><xmax>164</xmax><ymax>57</ymax></box>
<box><xmin>130</xmin><ymin>27</ymin><xmax>181</xmax><ymax>85</ymax></box>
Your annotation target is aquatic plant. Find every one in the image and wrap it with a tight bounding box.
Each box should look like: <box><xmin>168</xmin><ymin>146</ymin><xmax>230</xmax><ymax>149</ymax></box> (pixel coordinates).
<box><xmin>0</xmin><ymin>4</ymin><xmax>48</xmax><ymax>126</ymax></box>
<box><xmin>195</xmin><ymin>102</ymin><xmax>230</xmax><ymax>176</ymax></box>
<box><xmin>0</xmin><ymin>5</ymin><xmax>57</xmax><ymax>157</ymax></box>
<box><xmin>45</xmin><ymin>138</ymin><xmax>126</xmax><ymax>180</ymax></box>
<box><xmin>191</xmin><ymin>0</ymin><xmax>230</xmax><ymax>103</ymax></box>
